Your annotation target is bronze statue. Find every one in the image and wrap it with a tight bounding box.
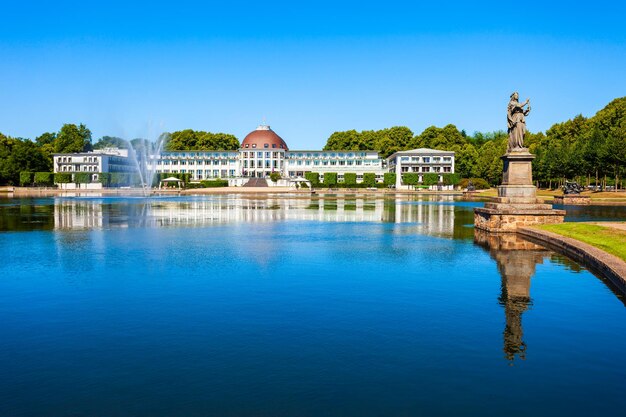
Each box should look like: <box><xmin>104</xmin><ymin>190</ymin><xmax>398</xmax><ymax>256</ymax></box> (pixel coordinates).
<box><xmin>507</xmin><ymin>92</ymin><xmax>531</xmax><ymax>152</ymax></box>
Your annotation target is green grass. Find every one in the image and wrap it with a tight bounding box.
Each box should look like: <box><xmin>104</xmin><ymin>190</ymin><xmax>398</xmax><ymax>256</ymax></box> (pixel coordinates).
<box><xmin>535</xmin><ymin>223</ymin><xmax>626</xmax><ymax>262</ymax></box>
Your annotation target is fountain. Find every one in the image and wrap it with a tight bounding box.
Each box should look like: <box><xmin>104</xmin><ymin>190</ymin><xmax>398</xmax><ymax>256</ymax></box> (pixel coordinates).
<box><xmin>126</xmin><ymin>133</ymin><xmax>170</xmax><ymax>196</ymax></box>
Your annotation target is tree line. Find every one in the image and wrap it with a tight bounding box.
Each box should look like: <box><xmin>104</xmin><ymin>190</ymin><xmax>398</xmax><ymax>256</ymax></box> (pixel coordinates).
<box><xmin>1</xmin><ymin>97</ymin><xmax>624</xmax><ymax>188</ymax></box>
<box><xmin>323</xmin><ymin>97</ymin><xmax>625</xmax><ymax>189</ymax></box>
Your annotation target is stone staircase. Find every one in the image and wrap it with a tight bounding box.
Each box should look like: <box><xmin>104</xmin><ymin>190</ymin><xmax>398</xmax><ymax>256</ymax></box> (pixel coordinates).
<box><xmin>243</xmin><ymin>178</ymin><xmax>268</xmax><ymax>187</ymax></box>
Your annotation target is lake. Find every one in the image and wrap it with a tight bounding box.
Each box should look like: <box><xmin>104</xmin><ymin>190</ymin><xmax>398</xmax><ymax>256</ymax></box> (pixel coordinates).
<box><xmin>0</xmin><ymin>194</ymin><xmax>625</xmax><ymax>416</ymax></box>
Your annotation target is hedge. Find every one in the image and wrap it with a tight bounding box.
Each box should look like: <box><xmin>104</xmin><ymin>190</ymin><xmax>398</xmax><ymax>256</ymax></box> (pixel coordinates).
<box><xmin>383</xmin><ymin>173</ymin><xmax>396</xmax><ymax>186</ymax></box>
<box><xmin>98</xmin><ymin>173</ymin><xmax>111</xmax><ymax>186</ymax></box>
<box><xmin>402</xmin><ymin>173</ymin><xmax>420</xmax><ymax>186</ymax></box>
<box><xmin>74</xmin><ymin>172</ymin><xmax>91</xmax><ymax>184</ymax></box>
<box><xmin>34</xmin><ymin>172</ymin><xmax>54</xmax><ymax>186</ymax></box>
<box><xmin>54</xmin><ymin>173</ymin><xmax>72</xmax><ymax>184</ymax></box>
<box><xmin>20</xmin><ymin>172</ymin><xmax>34</xmax><ymax>186</ymax></box>
<box><xmin>442</xmin><ymin>173</ymin><xmax>461</xmax><ymax>186</ymax></box>
<box><xmin>305</xmin><ymin>172</ymin><xmax>320</xmax><ymax>186</ymax></box>
<box><xmin>363</xmin><ymin>173</ymin><xmax>377</xmax><ymax>187</ymax></box>
<box><xmin>343</xmin><ymin>172</ymin><xmax>357</xmax><ymax>185</ymax></box>
<box><xmin>323</xmin><ymin>172</ymin><xmax>337</xmax><ymax>187</ymax></box>
<box><xmin>422</xmin><ymin>173</ymin><xmax>440</xmax><ymax>186</ymax></box>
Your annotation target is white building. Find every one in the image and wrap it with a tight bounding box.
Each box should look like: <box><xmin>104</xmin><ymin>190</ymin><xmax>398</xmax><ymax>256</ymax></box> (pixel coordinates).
<box><xmin>387</xmin><ymin>148</ymin><xmax>456</xmax><ymax>189</ymax></box>
<box><xmin>54</xmin><ymin>126</ymin><xmax>455</xmax><ymax>188</ymax></box>
<box><xmin>53</xmin><ymin>148</ymin><xmax>136</xmax><ymax>188</ymax></box>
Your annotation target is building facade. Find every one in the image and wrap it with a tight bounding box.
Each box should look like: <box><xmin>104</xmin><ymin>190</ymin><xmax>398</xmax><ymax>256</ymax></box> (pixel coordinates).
<box><xmin>55</xmin><ymin>125</ymin><xmax>455</xmax><ymax>187</ymax></box>
<box><xmin>387</xmin><ymin>148</ymin><xmax>455</xmax><ymax>188</ymax></box>
<box><xmin>53</xmin><ymin>148</ymin><xmax>135</xmax><ymax>187</ymax></box>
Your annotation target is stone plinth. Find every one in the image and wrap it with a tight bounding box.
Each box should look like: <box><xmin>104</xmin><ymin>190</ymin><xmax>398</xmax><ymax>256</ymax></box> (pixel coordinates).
<box><xmin>462</xmin><ymin>190</ymin><xmax>479</xmax><ymax>200</ymax></box>
<box><xmin>553</xmin><ymin>195</ymin><xmax>591</xmax><ymax>205</ymax></box>
<box><xmin>474</xmin><ymin>150</ymin><xmax>565</xmax><ymax>233</ymax></box>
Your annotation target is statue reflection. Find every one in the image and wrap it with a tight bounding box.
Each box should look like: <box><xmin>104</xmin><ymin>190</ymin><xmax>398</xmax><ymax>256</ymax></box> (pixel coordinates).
<box><xmin>474</xmin><ymin>230</ymin><xmax>550</xmax><ymax>362</ymax></box>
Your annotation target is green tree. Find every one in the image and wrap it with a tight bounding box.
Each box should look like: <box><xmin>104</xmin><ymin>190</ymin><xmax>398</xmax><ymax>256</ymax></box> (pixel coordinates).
<box><xmin>94</xmin><ymin>136</ymin><xmax>129</xmax><ymax>149</ymax></box>
<box><xmin>54</xmin><ymin>124</ymin><xmax>92</xmax><ymax>153</ymax></box>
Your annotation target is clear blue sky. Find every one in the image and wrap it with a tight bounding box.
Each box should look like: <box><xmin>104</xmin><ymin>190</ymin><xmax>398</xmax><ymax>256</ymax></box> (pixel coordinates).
<box><xmin>1</xmin><ymin>1</ymin><xmax>625</xmax><ymax>149</ymax></box>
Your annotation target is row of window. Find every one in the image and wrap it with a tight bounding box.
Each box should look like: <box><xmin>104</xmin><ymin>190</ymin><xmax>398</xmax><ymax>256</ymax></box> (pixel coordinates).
<box><xmin>287</xmin><ymin>152</ymin><xmax>370</xmax><ymax>159</ymax></box>
<box><xmin>243</xmin><ymin>160</ymin><xmax>280</xmax><ymax>169</ymax></box>
<box><xmin>157</xmin><ymin>169</ymin><xmax>236</xmax><ymax>177</ymax></box>
<box><xmin>161</xmin><ymin>153</ymin><xmax>236</xmax><ymax>158</ymax></box>
<box><xmin>400</xmin><ymin>166</ymin><xmax>452</xmax><ymax>173</ymax></box>
<box><xmin>288</xmin><ymin>159</ymin><xmax>381</xmax><ymax>166</ymax></box>
<box><xmin>58</xmin><ymin>165</ymin><xmax>99</xmax><ymax>172</ymax></box>
<box><xmin>157</xmin><ymin>160</ymin><xmax>234</xmax><ymax>166</ymax></box>
<box><xmin>242</xmin><ymin>152</ymin><xmax>283</xmax><ymax>158</ymax></box>
<box><xmin>399</xmin><ymin>156</ymin><xmax>452</xmax><ymax>163</ymax></box>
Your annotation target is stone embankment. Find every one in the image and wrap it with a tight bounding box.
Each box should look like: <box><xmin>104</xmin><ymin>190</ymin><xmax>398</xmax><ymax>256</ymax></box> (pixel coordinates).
<box><xmin>518</xmin><ymin>227</ymin><xmax>626</xmax><ymax>294</ymax></box>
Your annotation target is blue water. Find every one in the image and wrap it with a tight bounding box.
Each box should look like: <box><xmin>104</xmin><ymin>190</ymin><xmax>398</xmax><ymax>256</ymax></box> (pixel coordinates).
<box><xmin>0</xmin><ymin>195</ymin><xmax>624</xmax><ymax>416</ymax></box>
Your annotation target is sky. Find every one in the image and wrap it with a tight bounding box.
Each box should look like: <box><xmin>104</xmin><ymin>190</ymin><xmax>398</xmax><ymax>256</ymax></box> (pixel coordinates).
<box><xmin>1</xmin><ymin>1</ymin><xmax>625</xmax><ymax>149</ymax></box>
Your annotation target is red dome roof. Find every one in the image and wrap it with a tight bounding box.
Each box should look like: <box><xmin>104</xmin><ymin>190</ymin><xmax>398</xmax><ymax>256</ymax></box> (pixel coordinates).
<box><xmin>241</xmin><ymin>125</ymin><xmax>289</xmax><ymax>151</ymax></box>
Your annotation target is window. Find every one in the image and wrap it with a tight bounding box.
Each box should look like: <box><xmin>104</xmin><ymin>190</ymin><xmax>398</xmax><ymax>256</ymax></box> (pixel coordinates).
<box><xmin>423</xmin><ymin>157</ymin><xmax>430</xmax><ymax>163</ymax></box>
<box><xmin>252</xmin><ymin>144</ymin><xmax>256</xmax><ymax>148</ymax></box>
<box><xmin>264</xmin><ymin>143</ymin><xmax>269</xmax><ymax>148</ymax></box>
<box><xmin>272</xmin><ymin>144</ymin><xmax>276</xmax><ymax>148</ymax></box>
<box><xmin>245</xmin><ymin>144</ymin><xmax>249</xmax><ymax>148</ymax></box>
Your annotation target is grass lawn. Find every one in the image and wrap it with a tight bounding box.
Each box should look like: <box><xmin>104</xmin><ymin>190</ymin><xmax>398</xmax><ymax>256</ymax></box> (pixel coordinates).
<box><xmin>535</xmin><ymin>223</ymin><xmax>626</xmax><ymax>262</ymax></box>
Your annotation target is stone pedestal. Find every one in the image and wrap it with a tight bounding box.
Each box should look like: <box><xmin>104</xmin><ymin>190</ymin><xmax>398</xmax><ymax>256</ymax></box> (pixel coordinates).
<box><xmin>474</xmin><ymin>150</ymin><xmax>565</xmax><ymax>232</ymax></box>
<box><xmin>462</xmin><ymin>190</ymin><xmax>479</xmax><ymax>200</ymax></box>
<box><xmin>553</xmin><ymin>194</ymin><xmax>591</xmax><ymax>205</ymax></box>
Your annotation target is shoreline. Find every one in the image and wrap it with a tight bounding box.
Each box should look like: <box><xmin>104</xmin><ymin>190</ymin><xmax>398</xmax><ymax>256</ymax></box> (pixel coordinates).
<box><xmin>518</xmin><ymin>227</ymin><xmax>626</xmax><ymax>295</ymax></box>
<box><xmin>4</xmin><ymin>186</ymin><xmax>466</xmax><ymax>198</ymax></box>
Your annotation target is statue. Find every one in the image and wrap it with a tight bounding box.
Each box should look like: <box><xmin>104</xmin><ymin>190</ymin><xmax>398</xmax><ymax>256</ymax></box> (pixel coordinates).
<box><xmin>563</xmin><ymin>180</ymin><xmax>584</xmax><ymax>195</ymax></box>
<box><xmin>507</xmin><ymin>92</ymin><xmax>531</xmax><ymax>152</ymax></box>
<box><xmin>467</xmin><ymin>179</ymin><xmax>476</xmax><ymax>191</ymax></box>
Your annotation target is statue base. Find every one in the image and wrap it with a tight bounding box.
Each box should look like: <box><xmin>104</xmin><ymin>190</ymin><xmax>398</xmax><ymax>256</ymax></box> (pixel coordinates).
<box><xmin>474</xmin><ymin>150</ymin><xmax>565</xmax><ymax>233</ymax></box>
<box><xmin>553</xmin><ymin>195</ymin><xmax>591</xmax><ymax>205</ymax></box>
<box><xmin>462</xmin><ymin>190</ymin><xmax>479</xmax><ymax>200</ymax></box>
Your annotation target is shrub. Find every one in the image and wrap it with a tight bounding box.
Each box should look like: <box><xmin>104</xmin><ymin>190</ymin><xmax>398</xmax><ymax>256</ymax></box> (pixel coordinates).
<box><xmin>20</xmin><ymin>172</ymin><xmax>34</xmax><ymax>186</ymax></box>
<box><xmin>98</xmin><ymin>173</ymin><xmax>111</xmax><ymax>186</ymax></box>
<box><xmin>74</xmin><ymin>172</ymin><xmax>91</xmax><ymax>184</ymax></box>
<box><xmin>269</xmin><ymin>172</ymin><xmax>281</xmax><ymax>182</ymax></box>
<box><xmin>422</xmin><ymin>173</ymin><xmax>439</xmax><ymax>186</ymax></box>
<box><xmin>459</xmin><ymin>178</ymin><xmax>490</xmax><ymax>190</ymax></box>
<box><xmin>402</xmin><ymin>173</ymin><xmax>420</xmax><ymax>186</ymax></box>
<box><xmin>442</xmin><ymin>173</ymin><xmax>461</xmax><ymax>186</ymax></box>
<box><xmin>34</xmin><ymin>172</ymin><xmax>54</xmax><ymax>186</ymax></box>
<box><xmin>363</xmin><ymin>173</ymin><xmax>377</xmax><ymax>187</ymax></box>
<box><xmin>343</xmin><ymin>173</ymin><xmax>357</xmax><ymax>186</ymax></box>
<box><xmin>200</xmin><ymin>179</ymin><xmax>229</xmax><ymax>187</ymax></box>
<box><xmin>299</xmin><ymin>181</ymin><xmax>309</xmax><ymax>189</ymax></box>
<box><xmin>323</xmin><ymin>172</ymin><xmax>338</xmax><ymax>187</ymax></box>
<box><xmin>305</xmin><ymin>172</ymin><xmax>320</xmax><ymax>187</ymax></box>
<box><xmin>383</xmin><ymin>173</ymin><xmax>396</xmax><ymax>186</ymax></box>
<box><xmin>54</xmin><ymin>173</ymin><xmax>72</xmax><ymax>184</ymax></box>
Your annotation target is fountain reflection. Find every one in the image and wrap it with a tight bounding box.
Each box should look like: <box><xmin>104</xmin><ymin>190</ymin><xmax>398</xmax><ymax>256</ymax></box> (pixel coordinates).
<box><xmin>474</xmin><ymin>230</ymin><xmax>551</xmax><ymax>362</ymax></box>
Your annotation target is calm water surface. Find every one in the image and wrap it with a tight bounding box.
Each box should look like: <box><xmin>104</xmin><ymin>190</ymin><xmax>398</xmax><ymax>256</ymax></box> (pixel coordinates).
<box><xmin>0</xmin><ymin>195</ymin><xmax>625</xmax><ymax>416</ymax></box>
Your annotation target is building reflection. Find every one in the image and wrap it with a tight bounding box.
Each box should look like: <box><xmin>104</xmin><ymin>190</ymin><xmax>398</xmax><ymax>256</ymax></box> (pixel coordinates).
<box><xmin>51</xmin><ymin>195</ymin><xmax>460</xmax><ymax>238</ymax></box>
<box><xmin>474</xmin><ymin>230</ymin><xmax>551</xmax><ymax>362</ymax></box>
